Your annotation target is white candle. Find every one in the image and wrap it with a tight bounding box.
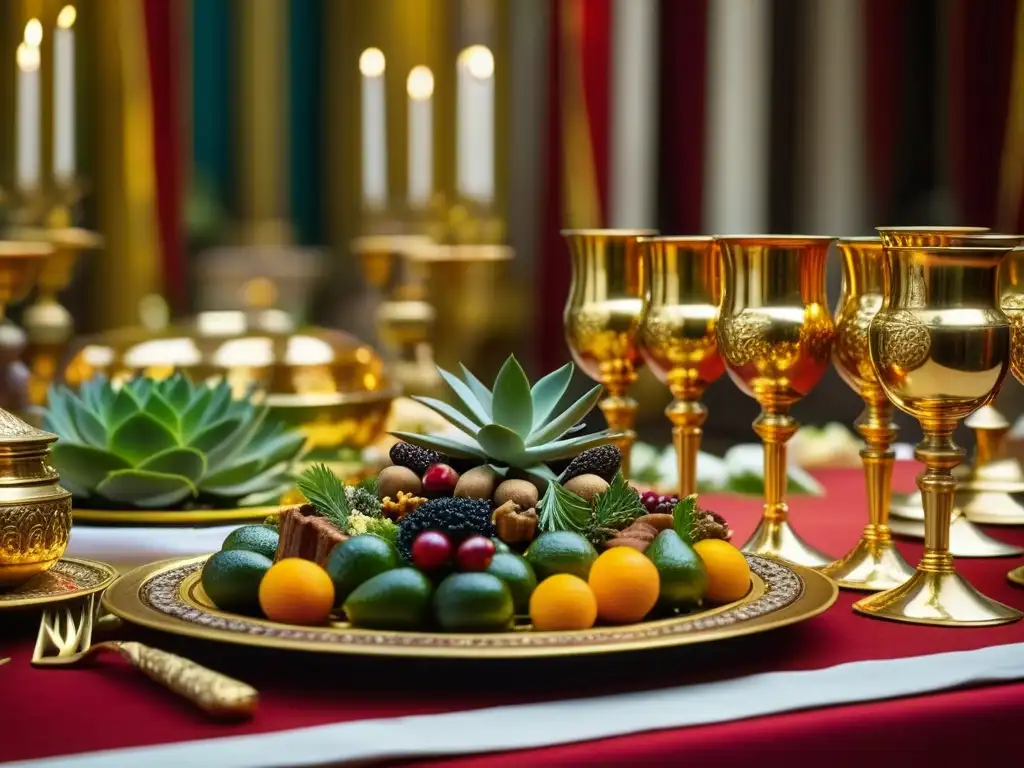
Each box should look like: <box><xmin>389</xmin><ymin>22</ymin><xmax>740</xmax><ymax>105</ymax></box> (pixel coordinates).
<box><xmin>16</xmin><ymin>40</ymin><xmax>41</xmax><ymax>191</ymax></box>
<box><xmin>359</xmin><ymin>47</ymin><xmax>387</xmax><ymax>211</ymax></box>
<box><xmin>406</xmin><ymin>66</ymin><xmax>434</xmax><ymax>209</ymax></box>
<box><xmin>54</xmin><ymin>5</ymin><xmax>77</xmax><ymax>183</ymax></box>
<box><xmin>456</xmin><ymin>45</ymin><xmax>495</xmax><ymax>206</ymax></box>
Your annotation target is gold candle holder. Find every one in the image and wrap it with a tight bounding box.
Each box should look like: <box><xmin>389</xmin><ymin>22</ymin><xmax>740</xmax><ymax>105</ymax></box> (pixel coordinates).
<box><xmin>563</xmin><ymin>229</ymin><xmax>657</xmax><ymax>478</ymax></box>
<box><xmin>821</xmin><ymin>238</ymin><xmax>915</xmax><ymax>590</ymax></box>
<box><xmin>638</xmin><ymin>236</ymin><xmax>725</xmax><ymax>496</ymax></box>
<box><xmin>716</xmin><ymin>236</ymin><xmax>836</xmax><ymax>568</ymax></box>
<box><xmin>854</xmin><ymin>229</ymin><xmax>1022</xmax><ymax>626</ymax></box>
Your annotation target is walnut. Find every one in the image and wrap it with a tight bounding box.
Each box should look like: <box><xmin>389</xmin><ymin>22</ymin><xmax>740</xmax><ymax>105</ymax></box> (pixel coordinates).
<box><xmin>381</xmin><ymin>491</ymin><xmax>427</xmax><ymax>520</ymax></box>
<box><xmin>604</xmin><ymin>521</ymin><xmax>657</xmax><ymax>552</ymax></box>
<box><xmin>492</xmin><ymin>500</ymin><xmax>538</xmax><ymax>543</ymax></box>
<box><xmin>635</xmin><ymin>513</ymin><xmax>674</xmax><ymax>531</ymax></box>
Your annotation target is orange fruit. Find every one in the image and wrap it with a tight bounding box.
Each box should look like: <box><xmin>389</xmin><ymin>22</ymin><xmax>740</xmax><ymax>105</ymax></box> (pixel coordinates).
<box><xmin>258</xmin><ymin>558</ymin><xmax>335</xmax><ymax>625</ymax></box>
<box><xmin>529</xmin><ymin>574</ymin><xmax>598</xmax><ymax>631</ymax></box>
<box><xmin>693</xmin><ymin>539</ymin><xmax>751</xmax><ymax>603</ymax></box>
<box><xmin>587</xmin><ymin>547</ymin><xmax>660</xmax><ymax>624</ymax></box>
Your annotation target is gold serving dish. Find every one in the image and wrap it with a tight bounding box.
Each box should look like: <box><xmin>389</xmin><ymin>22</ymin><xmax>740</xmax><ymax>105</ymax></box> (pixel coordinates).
<box><xmin>103</xmin><ymin>554</ymin><xmax>837</xmax><ymax>659</ymax></box>
<box><xmin>61</xmin><ymin>304</ymin><xmax>398</xmax><ymax>454</ymax></box>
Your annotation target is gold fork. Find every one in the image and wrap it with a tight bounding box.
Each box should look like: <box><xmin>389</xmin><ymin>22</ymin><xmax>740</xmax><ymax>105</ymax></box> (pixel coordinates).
<box><xmin>33</xmin><ymin>595</ymin><xmax>258</xmax><ymax>718</ymax></box>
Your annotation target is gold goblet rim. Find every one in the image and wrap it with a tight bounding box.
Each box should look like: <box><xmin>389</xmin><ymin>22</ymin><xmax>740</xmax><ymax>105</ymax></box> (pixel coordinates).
<box><xmin>350</xmin><ymin>235</ymin><xmax>434</xmax><ymax>254</ymax></box>
<box><xmin>0</xmin><ymin>241</ymin><xmax>55</xmax><ymax>258</ymax></box>
<box><xmin>714</xmin><ymin>235</ymin><xmax>837</xmax><ymax>247</ymax></box>
<box><xmin>836</xmin><ymin>236</ymin><xmax>882</xmax><ymax>245</ymax></box>
<box><xmin>560</xmin><ymin>228</ymin><xmax>658</xmax><ymax>237</ymax></box>
<box><xmin>637</xmin><ymin>235</ymin><xmax>716</xmax><ymax>244</ymax></box>
<box><xmin>8</xmin><ymin>227</ymin><xmax>103</xmax><ymax>250</ymax></box>
<box><xmin>876</xmin><ymin>226</ymin><xmax>989</xmax><ymax>234</ymax></box>
<box><xmin>405</xmin><ymin>243</ymin><xmax>514</xmax><ymax>263</ymax></box>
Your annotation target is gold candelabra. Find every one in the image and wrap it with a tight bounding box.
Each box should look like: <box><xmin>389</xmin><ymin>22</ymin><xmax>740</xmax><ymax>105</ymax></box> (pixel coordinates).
<box><xmin>853</xmin><ymin>229</ymin><xmax>1022</xmax><ymax>626</ymax></box>
<box><xmin>638</xmin><ymin>236</ymin><xmax>725</xmax><ymax>497</ymax></box>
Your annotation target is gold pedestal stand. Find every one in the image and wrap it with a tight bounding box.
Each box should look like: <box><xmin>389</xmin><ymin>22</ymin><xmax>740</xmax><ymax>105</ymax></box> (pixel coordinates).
<box><xmin>1009</xmin><ymin>565</ymin><xmax>1024</xmax><ymax>587</ymax></box>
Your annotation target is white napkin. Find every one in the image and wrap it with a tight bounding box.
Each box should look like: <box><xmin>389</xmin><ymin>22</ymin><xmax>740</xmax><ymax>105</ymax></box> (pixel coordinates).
<box><xmin>66</xmin><ymin>525</ymin><xmax>237</xmax><ymax>569</ymax></box>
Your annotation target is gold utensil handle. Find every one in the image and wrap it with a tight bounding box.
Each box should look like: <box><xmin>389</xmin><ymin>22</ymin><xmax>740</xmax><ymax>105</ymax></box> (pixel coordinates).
<box><xmin>114</xmin><ymin>641</ymin><xmax>258</xmax><ymax>718</ymax></box>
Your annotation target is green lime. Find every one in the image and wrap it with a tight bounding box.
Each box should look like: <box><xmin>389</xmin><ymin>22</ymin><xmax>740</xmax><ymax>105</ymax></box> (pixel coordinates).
<box><xmin>525</xmin><ymin>531</ymin><xmax>598</xmax><ymax>581</ymax></box>
<box><xmin>325</xmin><ymin>534</ymin><xmax>400</xmax><ymax>605</ymax></box>
<box><xmin>201</xmin><ymin>549</ymin><xmax>273</xmax><ymax>615</ymax></box>
<box><xmin>491</xmin><ymin>537</ymin><xmax>512</xmax><ymax>554</ymax></box>
<box><xmin>646</xmin><ymin>529</ymin><xmax>708</xmax><ymax>608</ymax></box>
<box><xmin>485</xmin><ymin>553</ymin><xmax>537</xmax><ymax>614</ymax></box>
<box><xmin>343</xmin><ymin>567</ymin><xmax>434</xmax><ymax>630</ymax></box>
<box><xmin>221</xmin><ymin>525</ymin><xmax>280</xmax><ymax>560</ymax></box>
<box><xmin>433</xmin><ymin>572</ymin><xmax>514</xmax><ymax>632</ymax></box>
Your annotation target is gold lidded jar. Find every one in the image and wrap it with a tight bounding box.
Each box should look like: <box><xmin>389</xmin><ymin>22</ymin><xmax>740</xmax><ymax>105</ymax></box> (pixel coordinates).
<box><xmin>0</xmin><ymin>408</ymin><xmax>72</xmax><ymax>587</ymax></box>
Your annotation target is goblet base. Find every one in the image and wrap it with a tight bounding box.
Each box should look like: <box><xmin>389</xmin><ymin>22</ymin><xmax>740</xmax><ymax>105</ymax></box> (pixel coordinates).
<box><xmin>819</xmin><ymin>536</ymin><xmax>915</xmax><ymax>591</ymax></box>
<box><xmin>1009</xmin><ymin>566</ymin><xmax>1024</xmax><ymax>588</ymax></box>
<box><xmin>957</xmin><ymin>488</ymin><xmax>1024</xmax><ymax>525</ymax></box>
<box><xmin>890</xmin><ymin>491</ymin><xmax>925</xmax><ymax>521</ymax></box>
<box><xmin>853</xmin><ymin>569</ymin><xmax>1023</xmax><ymax>627</ymax></box>
<box><xmin>888</xmin><ymin>514</ymin><xmax>1023</xmax><ymax>558</ymax></box>
<box><xmin>741</xmin><ymin>517</ymin><xmax>833</xmax><ymax>568</ymax></box>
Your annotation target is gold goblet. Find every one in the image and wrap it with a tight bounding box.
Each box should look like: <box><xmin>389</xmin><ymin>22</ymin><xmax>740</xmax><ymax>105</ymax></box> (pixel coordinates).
<box><xmin>821</xmin><ymin>238</ymin><xmax>915</xmax><ymax>590</ymax></box>
<box><xmin>998</xmin><ymin>242</ymin><xmax>1024</xmax><ymax>587</ymax></box>
<box><xmin>638</xmin><ymin>236</ymin><xmax>725</xmax><ymax>496</ymax></box>
<box><xmin>0</xmin><ymin>242</ymin><xmax>54</xmax><ymax>416</ymax></box>
<box><xmin>563</xmin><ymin>229</ymin><xmax>657</xmax><ymax>478</ymax></box>
<box><xmin>716</xmin><ymin>236</ymin><xmax>836</xmax><ymax>567</ymax></box>
<box><xmin>853</xmin><ymin>230</ymin><xmax>1022</xmax><ymax>626</ymax></box>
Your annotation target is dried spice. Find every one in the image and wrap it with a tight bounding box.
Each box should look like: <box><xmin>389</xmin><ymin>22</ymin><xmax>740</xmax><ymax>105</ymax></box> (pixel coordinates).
<box><xmin>381</xmin><ymin>491</ymin><xmax>428</xmax><ymax>520</ymax></box>
<box><xmin>493</xmin><ymin>500</ymin><xmax>538</xmax><ymax>543</ymax></box>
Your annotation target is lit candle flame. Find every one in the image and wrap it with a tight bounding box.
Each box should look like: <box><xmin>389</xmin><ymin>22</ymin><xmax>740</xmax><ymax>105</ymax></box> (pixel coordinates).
<box><xmin>459</xmin><ymin>45</ymin><xmax>494</xmax><ymax>80</ymax></box>
<box><xmin>359</xmin><ymin>47</ymin><xmax>385</xmax><ymax>78</ymax></box>
<box><xmin>16</xmin><ymin>42</ymin><xmax>40</xmax><ymax>73</ymax></box>
<box><xmin>57</xmin><ymin>5</ymin><xmax>77</xmax><ymax>29</ymax></box>
<box><xmin>24</xmin><ymin>19</ymin><xmax>43</xmax><ymax>47</ymax></box>
<box><xmin>407</xmin><ymin>66</ymin><xmax>434</xmax><ymax>100</ymax></box>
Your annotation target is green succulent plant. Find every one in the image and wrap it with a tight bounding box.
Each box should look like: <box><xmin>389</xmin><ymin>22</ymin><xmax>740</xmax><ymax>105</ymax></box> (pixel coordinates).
<box><xmin>391</xmin><ymin>355</ymin><xmax>621</xmax><ymax>487</ymax></box>
<box><xmin>44</xmin><ymin>374</ymin><xmax>307</xmax><ymax>509</ymax></box>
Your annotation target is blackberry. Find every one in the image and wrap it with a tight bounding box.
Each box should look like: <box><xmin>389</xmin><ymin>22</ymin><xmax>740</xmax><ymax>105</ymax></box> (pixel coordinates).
<box><xmin>559</xmin><ymin>445</ymin><xmax>622</xmax><ymax>483</ymax></box>
<box><xmin>389</xmin><ymin>441</ymin><xmax>445</xmax><ymax>476</ymax></box>
<box><xmin>395</xmin><ymin>497</ymin><xmax>495</xmax><ymax>561</ymax></box>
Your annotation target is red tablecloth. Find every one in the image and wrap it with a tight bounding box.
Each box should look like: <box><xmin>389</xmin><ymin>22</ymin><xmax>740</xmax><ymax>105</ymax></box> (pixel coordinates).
<box><xmin>2</xmin><ymin>465</ymin><xmax>1023</xmax><ymax>766</ymax></box>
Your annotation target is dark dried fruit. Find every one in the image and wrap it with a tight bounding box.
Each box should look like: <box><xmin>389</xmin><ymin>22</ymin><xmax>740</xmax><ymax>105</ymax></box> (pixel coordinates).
<box><xmin>389</xmin><ymin>442</ymin><xmax>445</xmax><ymax>476</ymax></box>
<box><xmin>396</xmin><ymin>497</ymin><xmax>496</xmax><ymax>561</ymax></box>
<box><xmin>559</xmin><ymin>445</ymin><xmax>622</xmax><ymax>483</ymax></box>
<box><xmin>691</xmin><ymin>506</ymin><xmax>731</xmax><ymax>542</ymax></box>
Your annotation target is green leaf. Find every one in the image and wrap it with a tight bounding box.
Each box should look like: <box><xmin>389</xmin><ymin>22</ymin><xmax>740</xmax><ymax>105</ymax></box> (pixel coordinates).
<box><xmin>529</xmin><ymin>362</ymin><xmax>574</xmax><ymax>431</ymax></box>
<box><xmin>143</xmin><ymin>392</ymin><xmax>181</xmax><ymax>437</ymax></box>
<box><xmin>162</xmin><ymin>373</ymin><xmax>193</xmax><ymax>411</ymax></box>
<box><xmin>80</xmin><ymin>377</ymin><xmax>109</xmax><ymax>419</ymax></box>
<box><xmin>44</xmin><ymin>387</ymin><xmax>82</xmax><ymax>442</ymax></box>
<box><xmin>673</xmin><ymin>494</ymin><xmax>699</xmax><ymax>544</ymax></box>
<box><xmin>476</xmin><ymin>423</ymin><xmax>527</xmax><ymax>464</ymax></box>
<box><xmin>207</xmin><ymin>406</ymin><xmax>265</xmax><ymax>469</ymax></box>
<box><xmin>125</xmin><ymin>377</ymin><xmax>154</xmax><ymax>406</ymax></box>
<box><xmin>410</xmin><ymin>396</ymin><xmax>480</xmax><ymax>438</ymax></box>
<box><xmin>537</xmin><ymin>480</ymin><xmax>591</xmax><ymax>535</ymax></box>
<box><xmin>109</xmin><ymin>413</ymin><xmax>178</xmax><ymax>464</ymax></box>
<box><xmin>459</xmin><ymin>363</ymin><xmax>493</xmax><ymax>415</ymax></box>
<box><xmin>592</xmin><ymin>472</ymin><xmax>645</xmax><ymax>531</ymax></box>
<box><xmin>200</xmin><ymin>457</ymin><xmax>266</xmax><ymax>490</ymax></box>
<box><xmin>490</xmin><ymin>356</ymin><xmax>533</xmax><ymax>439</ymax></box>
<box><xmin>181</xmin><ymin>389</ymin><xmax>214</xmax><ymax>439</ymax></box>
<box><xmin>109</xmin><ymin>387</ymin><xmax>143</xmax><ymax>431</ymax></box>
<box><xmin>204</xmin><ymin>381</ymin><xmax>234</xmax><ymax>421</ymax></box>
<box><xmin>96</xmin><ymin>469</ymin><xmax>197</xmax><ymax>508</ymax></box>
<box><xmin>521</xmin><ymin>463</ymin><xmax>558</xmax><ymax>490</ymax></box>
<box><xmin>437</xmin><ymin>367</ymin><xmax>490</xmax><ymax>426</ymax></box>
<box><xmin>523</xmin><ymin>429</ymin><xmax>622</xmax><ymax>463</ymax></box>
<box><xmin>191</xmin><ymin>419</ymin><xmax>242</xmax><ymax>456</ymax></box>
<box><xmin>205</xmin><ymin>470</ymin><xmax>293</xmax><ymax>501</ymax></box>
<box><xmin>69</xmin><ymin>399</ymin><xmax>109</xmax><ymax>449</ymax></box>
<box><xmin>389</xmin><ymin>431</ymin><xmax>488</xmax><ymax>460</ymax></box>
<box><xmin>231</xmin><ymin>423</ymin><xmax>306</xmax><ymax>468</ymax></box>
<box><xmin>49</xmin><ymin>443</ymin><xmax>132</xmax><ymax>491</ymax></box>
<box><xmin>527</xmin><ymin>383</ymin><xmax>603</xmax><ymax>446</ymax></box>
<box><xmin>138</xmin><ymin>447</ymin><xmax>207</xmax><ymax>483</ymax></box>
<box><xmin>295</xmin><ymin>463</ymin><xmax>350</xmax><ymax>529</ymax></box>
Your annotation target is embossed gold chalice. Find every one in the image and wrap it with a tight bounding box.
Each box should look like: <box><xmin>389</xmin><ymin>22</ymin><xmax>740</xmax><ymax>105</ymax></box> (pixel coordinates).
<box><xmin>716</xmin><ymin>236</ymin><xmax>836</xmax><ymax>567</ymax></box>
<box><xmin>638</xmin><ymin>236</ymin><xmax>724</xmax><ymax>496</ymax></box>
<box><xmin>853</xmin><ymin>230</ymin><xmax>1023</xmax><ymax>626</ymax></box>
<box><xmin>821</xmin><ymin>238</ymin><xmax>915</xmax><ymax>590</ymax></box>
<box><xmin>563</xmin><ymin>229</ymin><xmax>657</xmax><ymax>478</ymax></box>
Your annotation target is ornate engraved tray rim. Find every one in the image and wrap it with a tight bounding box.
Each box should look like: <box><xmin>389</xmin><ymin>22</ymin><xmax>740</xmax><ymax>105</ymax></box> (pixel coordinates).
<box><xmin>74</xmin><ymin>505</ymin><xmax>282</xmax><ymax>526</ymax></box>
<box><xmin>102</xmin><ymin>555</ymin><xmax>837</xmax><ymax>659</ymax></box>
<box><xmin>1</xmin><ymin>558</ymin><xmax>118</xmax><ymax>610</ymax></box>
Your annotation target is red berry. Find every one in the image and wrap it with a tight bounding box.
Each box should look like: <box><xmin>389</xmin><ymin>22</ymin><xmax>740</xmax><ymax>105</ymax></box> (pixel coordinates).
<box><xmin>411</xmin><ymin>531</ymin><xmax>452</xmax><ymax>570</ymax></box>
<box><xmin>422</xmin><ymin>464</ymin><xmax>460</xmax><ymax>497</ymax></box>
<box><xmin>456</xmin><ymin>536</ymin><xmax>496</xmax><ymax>571</ymax></box>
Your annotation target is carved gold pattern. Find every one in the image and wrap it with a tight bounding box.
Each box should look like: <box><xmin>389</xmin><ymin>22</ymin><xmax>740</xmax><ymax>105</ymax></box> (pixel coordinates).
<box><xmin>0</xmin><ymin>557</ymin><xmax>116</xmax><ymax>609</ymax></box>
<box><xmin>873</xmin><ymin>310</ymin><xmax>931</xmax><ymax>370</ymax></box>
<box><xmin>1002</xmin><ymin>294</ymin><xmax>1024</xmax><ymax>383</ymax></box>
<box><xmin>0</xmin><ymin>408</ymin><xmax>52</xmax><ymax>439</ymax></box>
<box><xmin>719</xmin><ymin>313</ymin><xmax>772</xmax><ymax>366</ymax></box>
<box><xmin>836</xmin><ymin>295</ymin><xmax>882</xmax><ymax>384</ymax></box>
<box><xmin>0</xmin><ymin>498</ymin><xmax>72</xmax><ymax>580</ymax></box>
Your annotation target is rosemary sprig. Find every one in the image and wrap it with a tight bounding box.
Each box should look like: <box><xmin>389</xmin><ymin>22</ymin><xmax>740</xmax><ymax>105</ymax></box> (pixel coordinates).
<box><xmin>538</xmin><ymin>481</ymin><xmax>591</xmax><ymax>535</ymax></box>
<box><xmin>588</xmin><ymin>472</ymin><xmax>645</xmax><ymax>544</ymax></box>
<box><xmin>296</xmin><ymin>463</ymin><xmax>351</xmax><ymax>530</ymax></box>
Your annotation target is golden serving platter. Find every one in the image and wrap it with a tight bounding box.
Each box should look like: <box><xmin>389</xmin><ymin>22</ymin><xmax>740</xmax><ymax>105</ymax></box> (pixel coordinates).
<box><xmin>102</xmin><ymin>554</ymin><xmax>837</xmax><ymax>659</ymax></box>
<box><xmin>1</xmin><ymin>557</ymin><xmax>117</xmax><ymax>610</ymax></box>
<box><xmin>73</xmin><ymin>505</ymin><xmax>283</xmax><ymax>526</ymax></box>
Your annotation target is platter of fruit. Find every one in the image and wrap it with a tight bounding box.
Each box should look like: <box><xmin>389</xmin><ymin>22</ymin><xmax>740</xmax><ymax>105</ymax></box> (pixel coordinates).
<box><xmin>102</xmin><ymin>357</ymin><xmax>837</xmax><ymax>658</ymax></box>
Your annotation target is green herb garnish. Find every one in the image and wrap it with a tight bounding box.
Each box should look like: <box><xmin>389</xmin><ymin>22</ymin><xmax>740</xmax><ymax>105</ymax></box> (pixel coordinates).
<box><xmin>296</xmin><ymin>463</ymin><xmax>351</xmax><ymax>529</ymax></box>
<box><xmin>588</xmin><ymin>472</ymin><xmax>645</xmax><ymax>544</ymax></box>
<box><xmin>356</xmin><ymin>475</ymin><xmax>380</xmax><ymax>497</ymax></box>
<box><xmin>672</xmin><ymin>494</ymin><xmax>699</xmax><ymax>544</ymax></box>
<box><xmin>538</xmin><ymin>481</ymin><xmax>591</xmax><ymax>535</ymax></box>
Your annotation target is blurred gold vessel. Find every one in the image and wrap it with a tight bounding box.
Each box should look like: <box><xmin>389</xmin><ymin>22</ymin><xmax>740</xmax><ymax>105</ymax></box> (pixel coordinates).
<box><xmin>563</xmin><ymin>229</ymin><xmax>657</xmax><ymax>477</ymax></box>
<box><xmin>716</xmin><ymin>236</ymin><xmax>836</xmax><ymax>568</ymax></box>
<box><xmin>854</xmin><ymin>230</ymin><xmax>1022</xmax><ymax>626</ymax></box>
<box><xmin>822</xmin><ymin>238</ymin><xmax>915</xmax><ymax>590</ymax></box>
<box><xmin>0</xmin><ymin>242</ymin><xmax>54</xmax><ymax>416</ymax></box>
<box><xmin>639</xmin><ymin>236</ymin><xmax>724</xmax><ymax>496</ymax></box>
<box><xmin>0</xmin><ymin>408</ymin><xmax>72</xmax><ymax>587</ymax></box>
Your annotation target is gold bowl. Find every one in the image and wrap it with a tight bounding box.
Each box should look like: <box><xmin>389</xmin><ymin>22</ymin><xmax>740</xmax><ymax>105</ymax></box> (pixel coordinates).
<box><xmin>0</xmin><ymin>409</ymin><xmax>72</xmax><ymax>588</ymax></box>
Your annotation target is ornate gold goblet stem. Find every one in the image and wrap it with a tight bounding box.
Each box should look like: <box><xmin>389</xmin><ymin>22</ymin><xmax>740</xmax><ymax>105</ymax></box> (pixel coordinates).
<box><xmin>597</xmin><ymin>389</ymin><xmax>638</xmax><ymax>479</ymax></box>
<box><xmin>667</xmin><ymin>396</ymin><xmax>705</xmax><ymax>497</ymax></box>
